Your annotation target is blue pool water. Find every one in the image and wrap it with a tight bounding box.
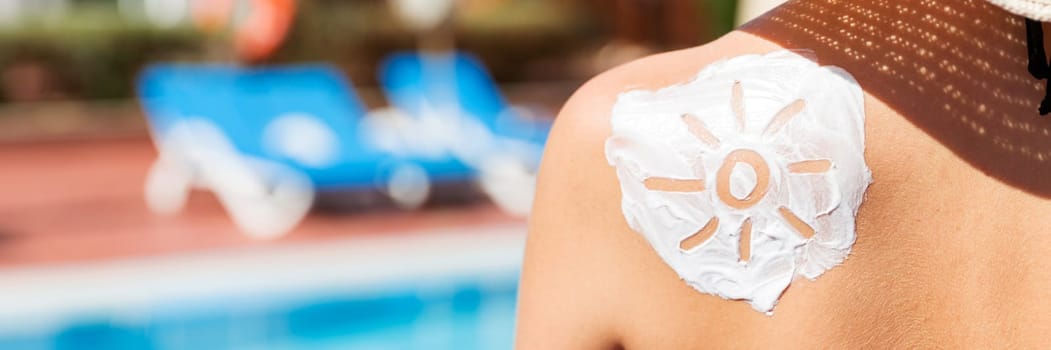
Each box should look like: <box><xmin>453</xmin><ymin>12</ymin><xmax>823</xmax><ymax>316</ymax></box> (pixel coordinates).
<box><xmin>0</xmin><ymin>279</ymin><xmax>518</xmax><ymax>350</ymax></box>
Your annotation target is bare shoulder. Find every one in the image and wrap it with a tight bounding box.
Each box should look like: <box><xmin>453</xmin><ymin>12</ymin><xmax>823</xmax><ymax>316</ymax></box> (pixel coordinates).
<box><xmin>532</xmin><ymin>31</ymin><xmax>775</xmax><ymax>185</ymax></box>
<box><xmin>518</xmin><ymin>28</ymin><xmax>1051</xmax><ymax>349</ymax></box>
<box><xmin>515</xmin><ymin>32</ymin><xmax>781</xmax><ymax>349</ymax></box>
<box><xmin>514</xmin><ymin>33</ymin><xmax>868</xmax><ymax>349</ymax></box>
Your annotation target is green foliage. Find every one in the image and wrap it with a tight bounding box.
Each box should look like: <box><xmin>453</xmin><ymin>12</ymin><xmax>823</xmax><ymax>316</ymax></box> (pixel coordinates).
<box><xmin>0</xmin><ymin>0</ymin><xmax>741</xmax><ymax>102</ymax></box>
<box><xmin>0</xmin><ymin>3</ymin><xmax>205</xmax><ymax>101</ymax></box>
<box><xmin>705</xmin><ymin>0</ymin><xmax>740</xmax><ymax>36</ymax></box>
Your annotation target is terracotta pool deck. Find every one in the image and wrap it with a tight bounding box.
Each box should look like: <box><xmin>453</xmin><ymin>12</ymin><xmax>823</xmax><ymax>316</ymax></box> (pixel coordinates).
<box><xmin>0</xmin><ymin>137</ymin><xmax>523</xmax><ymax>268</ymax></box>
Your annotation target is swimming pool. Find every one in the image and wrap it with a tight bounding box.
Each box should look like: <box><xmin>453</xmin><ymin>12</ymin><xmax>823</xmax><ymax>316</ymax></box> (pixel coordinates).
<box><xmin>0</xmin><ymin>225</ymin><xmax>524</xmax><ymax>350</ymax></box>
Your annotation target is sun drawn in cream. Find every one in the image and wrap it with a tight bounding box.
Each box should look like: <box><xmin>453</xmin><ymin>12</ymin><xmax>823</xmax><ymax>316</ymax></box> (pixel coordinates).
<box><xmin>642</xmin><ymin>81</ymin><xmax>829</xmax><ymax>262</ymax></box>
<box><xmin>605</xmin><ymin>50</ymin><xmax>871</xmax><ymax>313</ymax></box>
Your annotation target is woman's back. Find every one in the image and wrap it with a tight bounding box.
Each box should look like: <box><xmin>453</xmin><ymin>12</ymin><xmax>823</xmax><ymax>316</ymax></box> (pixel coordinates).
<box><xmin>516</xmin><ymin>1</ymin><xmax>1051</xmax><ymax>348</ymax></box>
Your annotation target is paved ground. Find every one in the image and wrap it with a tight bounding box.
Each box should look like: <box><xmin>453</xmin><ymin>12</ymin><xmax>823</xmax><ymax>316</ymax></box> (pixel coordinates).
<box><xmin>0</xmin><ymin>137</ymin><xmax>520</xmax><ymax>267</ymax></box>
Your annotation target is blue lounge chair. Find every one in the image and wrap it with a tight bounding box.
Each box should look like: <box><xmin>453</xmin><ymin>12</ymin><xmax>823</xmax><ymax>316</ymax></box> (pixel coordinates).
<box><xmin>137</xmin><ymin>64</ymin><xmax>474</xmax><ymax>238</ymax></box>
<box><xmin>378</xmin><ymin>52</ymin><xmax>552</xmax><ymax>216</ymax></box>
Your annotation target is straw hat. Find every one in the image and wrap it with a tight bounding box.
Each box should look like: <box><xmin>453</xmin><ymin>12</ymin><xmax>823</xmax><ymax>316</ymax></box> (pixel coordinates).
<box><xmin>987</xmin><ymin>0</ymin><xmax>1051</xmax><ymax>20</ymax></box>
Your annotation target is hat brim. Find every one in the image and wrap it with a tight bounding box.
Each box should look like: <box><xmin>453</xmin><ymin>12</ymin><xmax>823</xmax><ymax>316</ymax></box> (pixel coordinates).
<box><xmin>988</xmin><ymin>0</ymin><xmax>1051</xmax><ymax>21</ymax></box>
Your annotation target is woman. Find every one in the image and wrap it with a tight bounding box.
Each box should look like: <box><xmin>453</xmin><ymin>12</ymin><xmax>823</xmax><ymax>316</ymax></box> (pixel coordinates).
<box><xmin>516</xmin><ymin>0</ymin><xmax>1051</xmax><ymax>348</ymax></box>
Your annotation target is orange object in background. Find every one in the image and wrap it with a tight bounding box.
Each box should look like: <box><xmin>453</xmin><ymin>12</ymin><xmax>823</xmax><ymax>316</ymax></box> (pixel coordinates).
<box><xmin>235</xmin><ymin>0</ymin><xmax>297</xmax><ymax>62</ymax></box>
<box><xmin>190</xmin><ymin>0</ymin><xmax>296</xmax><ymax>62</ymax></box>
<box><xmin>191</xmin><ymin>0</ymin><xmax>236</xmax><ymax>33</ymax></box>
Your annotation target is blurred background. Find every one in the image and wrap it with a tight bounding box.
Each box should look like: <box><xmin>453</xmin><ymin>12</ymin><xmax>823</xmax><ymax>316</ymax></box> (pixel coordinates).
<box><xmin>0</xmin><ymin>0</ymin><xmax>782</xmax><ymax>349</ymax></box>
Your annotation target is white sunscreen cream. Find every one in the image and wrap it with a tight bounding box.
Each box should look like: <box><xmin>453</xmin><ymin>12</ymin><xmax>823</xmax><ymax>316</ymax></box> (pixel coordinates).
<box><xmin>605</xmin><ymin>50</ymin><xmax>871</xmax><ymax>313</ymax></box>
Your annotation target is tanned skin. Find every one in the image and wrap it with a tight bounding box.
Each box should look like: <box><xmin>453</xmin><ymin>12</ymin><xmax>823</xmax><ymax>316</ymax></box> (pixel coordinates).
<box><xmin>516</xmin><ymin>1</ymin><xmax>1051</xmax><ymax>348</ymax></box>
